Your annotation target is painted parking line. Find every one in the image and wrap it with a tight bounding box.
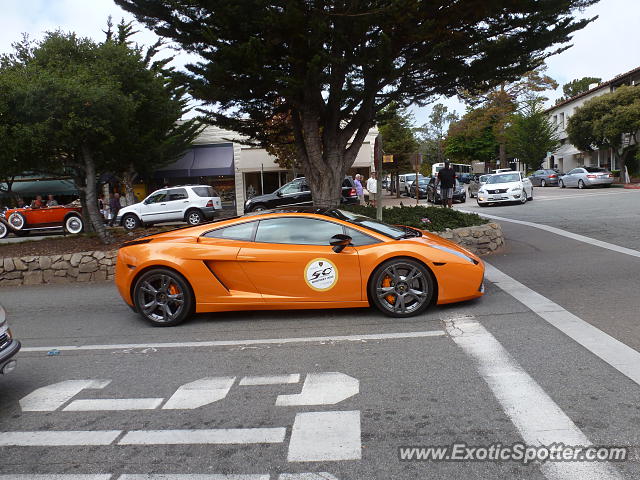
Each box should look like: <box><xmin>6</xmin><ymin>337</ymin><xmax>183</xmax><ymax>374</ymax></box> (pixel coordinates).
<box><xmin>485</xmin><ymin>262</ymin><xmax>640</xmax><ymax>388</ymax></box>
<box><xmin>0</xmin><ymin>431</ymin><xmax>121</xmax><ymax>446</ymax></box>
<box><xmin>19</xmin><ymin>330</ymin><xmax>445</xmax><ymax>353</ymax></box>
<box><xmin>460</xmin><ymin>211</ymin><xmax>640</xmax><ymax>259</ymax></box>
<box><xmin>119</xmin><ymin>428</ymin><xmax>286</xmax><ymax>445</ymax></box>
<box><xmin>63</xmin><ymin>398</ymin><xmax>163</xmax><ymax>411</ymax></box>
<box><xmin>288</xmin><ymin>411</ymin><xmax>361</xmax><ymax>462</ymax></box>
<box><xmin>0</xmin><ymin>476</ymin><xmax>112</xmax><ymax>480</ymax></box>
<box><xmin>240</xmin><ymin>374</ymin><xmax>301</xmax><ymax>386</ymax></box>
<box><xmin>0</xmin><ymin>474</ymin><xmax>339</xmax><ymax>480</ymax></box>
<box><xmin>446</xmin><ymin>316</ymin><xmax>622</xmax><ymax>480</ymax></box>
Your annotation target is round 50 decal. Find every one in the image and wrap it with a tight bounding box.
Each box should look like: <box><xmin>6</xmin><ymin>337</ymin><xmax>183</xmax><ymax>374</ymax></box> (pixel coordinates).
<box><xmin>304</xmin><ymin>258</ymin><xmax>338</xmax><ymax>291</ymax></box>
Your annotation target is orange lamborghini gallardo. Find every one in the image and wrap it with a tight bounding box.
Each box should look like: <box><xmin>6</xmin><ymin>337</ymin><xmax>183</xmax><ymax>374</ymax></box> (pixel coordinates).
<box><xmin>115</xmin><ymin>207</ymin><xmax>485</xmax><ymax>326</ymax></box>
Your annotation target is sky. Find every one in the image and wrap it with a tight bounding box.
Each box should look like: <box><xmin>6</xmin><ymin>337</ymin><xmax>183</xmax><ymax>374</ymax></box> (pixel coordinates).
<box><xmin>1</xmin><ymin>0</ymin><xmax>639</xmax><ymax>126</ymax></box>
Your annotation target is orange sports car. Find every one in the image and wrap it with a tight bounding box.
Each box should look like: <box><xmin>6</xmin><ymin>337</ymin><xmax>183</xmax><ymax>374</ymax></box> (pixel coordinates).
<box><xmin>115</xmin><ymin>207</ymin><xmax>485</xmax><ymax>326</ymax></box>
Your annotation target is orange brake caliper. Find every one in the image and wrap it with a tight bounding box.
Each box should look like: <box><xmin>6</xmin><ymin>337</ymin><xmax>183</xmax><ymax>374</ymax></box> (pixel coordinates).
<box><xmin>382</xmin><ymin>276</ymin><xmax>395</xmax><ymax>304</ymax></box>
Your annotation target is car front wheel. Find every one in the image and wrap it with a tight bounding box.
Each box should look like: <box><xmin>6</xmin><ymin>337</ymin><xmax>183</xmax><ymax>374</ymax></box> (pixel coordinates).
<box><xmin>578</xmin><ymin>180</ymin><xmax>586</xmax><ymax>189</ymax></box>
<box><xmin>133</xmin><ymin>268</ymin><xmax>194</xmax><ymax>327</ymax></box>
<box><xmin>123</xmin><ymin>214</ymin><xmax>140</xmax><ymax>231</ymax></box>
<box><xmin>368</xmin><ymin>258</ymin><xmax>434</xmax><ymax>318</ymax></box>
<box><xmin>559</xmin><ymin>179</ymin><xmax>565</xmax><ymax>188</ymax></box>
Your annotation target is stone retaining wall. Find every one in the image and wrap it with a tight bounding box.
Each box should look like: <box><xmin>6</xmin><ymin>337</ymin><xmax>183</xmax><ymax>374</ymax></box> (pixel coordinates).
<box><xmin>0</xmin><ymin>222</ymin><xmax>503</xmax><ymax>287</ymax></box>
<box><xmin>435</xmin><ymin>222</ymin><xmax>504</xmax><ymax>256</ymax></box>
<box><xmin>0</xmin><ymin>251</ymin><xmax>117</xmax><ymax>287</ymax></box>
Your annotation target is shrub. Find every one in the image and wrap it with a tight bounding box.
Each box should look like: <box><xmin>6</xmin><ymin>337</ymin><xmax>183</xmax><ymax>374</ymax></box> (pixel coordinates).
<box><xmin>342</xmin><ymin>204</ymin><xmax>487</xmax><ymax>232</ymax></box>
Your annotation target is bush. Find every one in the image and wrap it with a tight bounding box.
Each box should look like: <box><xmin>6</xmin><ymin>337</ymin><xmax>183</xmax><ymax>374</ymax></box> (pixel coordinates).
<box><xmin>342</xmin><ymin>204</ymin><xmax>487</xmax><ymax>232</ymax></box>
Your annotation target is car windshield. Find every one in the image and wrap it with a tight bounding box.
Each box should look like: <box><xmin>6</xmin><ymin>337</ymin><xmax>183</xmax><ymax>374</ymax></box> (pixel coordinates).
<box><xmin>330</xmin><ymin>209</ymin><xmax>413</xmax><ymax>240</ymax></box>
<box><xmin>585</xmin><ymin>167</ymin><xmax>607</xmax><ymax>173</ymax></box>
<box><xmin>486</xmin><ymin>173</ymin><xmax>520</xmax><ymax>184</ymax></box>
<box><xmin>479</xmin><ymin>175</ymin><xmax>489</xmax><ymax>183</ymax></box>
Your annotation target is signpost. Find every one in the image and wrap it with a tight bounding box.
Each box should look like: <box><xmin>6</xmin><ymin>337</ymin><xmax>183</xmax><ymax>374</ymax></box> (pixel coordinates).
<box><xmin>410</xmin><ymin>153</ymin><xmax>423</xmax><ymax>206</ymax></box>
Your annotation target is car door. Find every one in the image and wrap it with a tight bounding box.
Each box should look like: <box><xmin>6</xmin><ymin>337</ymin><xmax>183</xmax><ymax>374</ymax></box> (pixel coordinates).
<box><xmin>521</xmin><ymin>173</ymin><xmax>533</xmax><ymax>196</ymax></box>
<box><xmin>236</xmin><ymin>216</ymin><xmax>362</xmax><ymax>303</ymax></box>
<box><xmin>140</xmin><ymin>190</ymin><xmax>169</xmax><ymax>223</ymax></box>
<box><xmin>164</xmin><ymin>188</ymin><xmax>189</xmax><ymax>221</ymax></box>
<box><xmin>564</xmin><ymin>169</ymin><xmax>577</xmax><ymax>187</ymax></box>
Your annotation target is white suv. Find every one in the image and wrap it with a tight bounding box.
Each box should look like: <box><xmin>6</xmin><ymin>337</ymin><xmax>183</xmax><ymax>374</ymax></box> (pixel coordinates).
<box><xmin>116</xmin><ymin>185</ymin><xmax>222</xmax><ymax>231</ymax></box>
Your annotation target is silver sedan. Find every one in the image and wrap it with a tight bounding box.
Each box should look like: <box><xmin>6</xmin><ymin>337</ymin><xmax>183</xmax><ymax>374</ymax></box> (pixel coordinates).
<box><xmin>559</xmin><ymin>167</ymin><xmax>614</xmax><ymax>189</ymax></box>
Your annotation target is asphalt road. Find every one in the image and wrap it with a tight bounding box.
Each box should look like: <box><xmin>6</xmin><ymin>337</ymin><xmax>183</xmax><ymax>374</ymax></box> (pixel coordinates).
<box><xmin>2</xmin><ymin>185</ymin><xmax>640</xmax><ymax>480</ymax></box>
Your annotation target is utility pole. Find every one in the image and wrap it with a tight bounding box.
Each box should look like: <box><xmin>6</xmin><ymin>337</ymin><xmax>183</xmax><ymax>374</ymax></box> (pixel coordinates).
<box><xmin>374</xmin><ymin>135</ymin><xmax>383</xmax><ymax>221</ymax></box>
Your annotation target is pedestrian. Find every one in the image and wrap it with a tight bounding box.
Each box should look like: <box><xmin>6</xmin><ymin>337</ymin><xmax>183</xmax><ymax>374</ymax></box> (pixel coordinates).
<box><xmin>109</xmin><ymin>192</ymin><xmax>121</xmax><ymax>226</ymax></box>
<box><xmin>46</xmin><ymin>194</ymin><xmax>59</xmax><ymax>207</ymax></box>
<box><xmin>436</xmin><ymin>161</ymin><xmax>456</xmax><ymax>208</ymax></box>
<box><xmin>354</xmin><ymin>174</ymin><xmax>365</xmax><ymax>206</ymax></box>
<box><xmin>366</xmin><ymin>172</ymin><xmax>378</xmax><ymax>207</ymax></box>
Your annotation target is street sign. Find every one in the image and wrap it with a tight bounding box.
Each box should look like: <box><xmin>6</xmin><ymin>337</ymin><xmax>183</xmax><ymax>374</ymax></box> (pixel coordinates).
<box><xmin>383</xmin><ymin>154</ymin><xmax>394</xmax><ymax>163</ymax></box>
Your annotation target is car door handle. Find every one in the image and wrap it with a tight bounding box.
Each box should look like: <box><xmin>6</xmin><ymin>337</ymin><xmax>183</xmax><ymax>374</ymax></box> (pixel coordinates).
<box><xmin>160</xmin><ymin>203</ymin><xmax>166</xmax><ymax>205</ymax></box>
<box><xmin>237</xmin><ymin>255</ymin><xmax>257</xmax><ymax>261</ymax></box>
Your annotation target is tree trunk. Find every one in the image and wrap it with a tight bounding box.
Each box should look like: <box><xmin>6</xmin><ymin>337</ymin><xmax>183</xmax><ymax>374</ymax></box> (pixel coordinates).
<box><xmin>120</xmin><ymin>165</ymin><xmax>138</xmax><ymax>205</ymax></box>
<box><xmin>499</xmin><ymin>142</ymin><xmax>507</xmax><ymax>168</ymax></box>
<box><xmin>303</xmin><ymin>148</ymin><xmax>345</xmax><ymax>208</ymax></box>
<box><xmin>81</xmin><ymin>145</ymin><xmax>112</xmax><ymax>244</ymax></box>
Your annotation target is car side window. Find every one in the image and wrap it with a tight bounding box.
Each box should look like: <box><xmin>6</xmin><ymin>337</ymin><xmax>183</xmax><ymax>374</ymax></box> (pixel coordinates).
<box><xmin>145</xmin><ymin>191</ymin><xmax>167</xmax><ymax>204</ymax></box>
<box><xmin>203</xmin><ymin>221</ymin><xmax>257</xmax><ymax>241</ymax></box>
<box><xmin>279</xmin><ymin>180</ymin><xmax>303</xmax><ymax>195</ymax></box>
<box><xmin>345</xmin><ymin>227</ymin><xmax>380</xmax><ymax>246</ymax></box>
<box><xmin>568</xmin><ymin>168</ymin><xmax>579</xmax><ymax>175</ymax></box>
<box><xmin>168</xmin><ymin>188</ymin><xmax>188</xmax><ymax>201</ymax></box>
<box><xmin>255</xmin><ymin>217</ymin><xmax>344</xmax><ymax>245</ymax></box>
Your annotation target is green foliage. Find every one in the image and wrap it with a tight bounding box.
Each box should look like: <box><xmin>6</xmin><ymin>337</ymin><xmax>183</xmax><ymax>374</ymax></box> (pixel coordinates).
<box><xmin>377</xmin><ymin>103</ymin><xmax>419</xmax><ymax>175</ymax></box>
<box><xmin>561</xmin><ymin>76</ymin><xmax>601</xmax><ymax>100</ymax></box>
<box><xmin>342</xmin><ymin>204</ymin><xmax>487</xmax><ymax>232</ymax></box>
<box><xmin>418</xmin><ymin>103</ymin><xmax>458</xmax><ymax>165</ymax></box>
<box><xmin>115</xmin><ymin>0</ymin><xmax>598</xmax><ymax>207</ymax></box>
<box><xmin>444</xmin><ymin>108</ymin><xmax>498</xmax><ymax>163</ymax></box>
<box><xmin>505</xmin><ymin>98</ymin><xmax>559</xmax><ymax>170</ymax></box>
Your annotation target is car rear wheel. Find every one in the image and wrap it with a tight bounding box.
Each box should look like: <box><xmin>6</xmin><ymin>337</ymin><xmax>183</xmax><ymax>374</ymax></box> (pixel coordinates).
<box><xmin>0</xmin><ymin>222</ymin><xmax>8</xmax><ymax>239</ymax></box>
<box><xmin>123</xmin><ymin>213</ymin><xmax>140</xmax><ymax>231</ymax></box>
<box><xmin>578</xmin><ymin>180</ymin><xmax>585</xmax><ymax>189</ymax></box>
<box><xmin>64</xmin><ymin>214</ymin><xmax>84</xmax><ymax>234</ymax></box>
<box><xmin>186</xmin><ymin>209</ymin><xmax>203</xmax><ymax>226</ymax></box>
<box><xmin>368</xmin><ymin>258</ymin><xmax>434</xmax><ymax>318</ymax></box>
<box><xmin>133</xmin><ymin>269</ymin><xmax>194</xmax><ymax>327</ymax></box>
<box><xmin>250</xmin><ymin>204</ymin><xmax>267</xmax><ymax>212</ymax></box>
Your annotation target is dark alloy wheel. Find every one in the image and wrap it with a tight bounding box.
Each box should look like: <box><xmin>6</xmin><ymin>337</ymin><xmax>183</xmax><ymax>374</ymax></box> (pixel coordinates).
<box><xmin>123</xmin><ymin>214</ymin><xmax>140</xmax><ymax>231</ymax></box>
<box><xmin>186</xmin><ymin>209</ymin><xmax>203</xmax><ymax>226</ymax></box>
<box><xmin>369</xmin><ymin>258</ymin><xmax>434</xmax><ymax>318</ymax></box>
<box><xmin>133</xmin><ymin>269</ymin><xmax>194</xmax><ymax>326</ymax></box>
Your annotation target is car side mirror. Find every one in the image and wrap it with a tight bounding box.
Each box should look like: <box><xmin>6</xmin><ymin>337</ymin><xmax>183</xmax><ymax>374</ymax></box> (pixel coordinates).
<box><xmin>330</xmin><ymin>234</ymin><xmax>352</xmax><ymax>253</ymax></box>
<box><xmin>276</xmin><ymin>191</ymin><xmax>283</xmax><ymax>197</ymax></box>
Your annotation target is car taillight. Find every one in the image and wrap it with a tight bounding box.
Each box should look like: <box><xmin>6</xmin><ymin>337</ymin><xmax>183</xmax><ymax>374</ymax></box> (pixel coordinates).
<box><xmin>349</xmin><ymin>188</ymin><xmax>356</xmax><ymax>196</ymax></box>
<box><xmin>549</xmin><ymin>175</ymin><xmax>556</xmax><ymax>178</ymax></box>
<box><xmin>587</xmin><ymin>175</ymin><xmax>596</xmax><ymax>178</ymax></box>
<box><xmin>206</xmin><ymin>200</ymin><xmax>213</xmax><ymax>207</ymax></box>
<box><xmin>609</xmin><ymin>174</ymin><xmax>614</xmax><ymax>177</ymax></box>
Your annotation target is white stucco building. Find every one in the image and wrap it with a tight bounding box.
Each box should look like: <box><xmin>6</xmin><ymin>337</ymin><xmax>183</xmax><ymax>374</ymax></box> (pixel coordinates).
<box><xmin>154</xmin><ymin>125</ymin><xmax>379</xmax><ymax>214</ymax></box>
<box><xmin>545</xmin><ymin>66</ymin><xmax>640</xmax><ymax>172</ymax></box>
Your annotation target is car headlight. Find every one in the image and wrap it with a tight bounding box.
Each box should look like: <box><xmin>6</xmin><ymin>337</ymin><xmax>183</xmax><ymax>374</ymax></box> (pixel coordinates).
<box><xmin>510</xmin><ymin>185</ymin><xmax>522</xmax><ymax>191</ymax></box>
<box><xmin>430</xmin><ymin>244</ymin><xmax>478</xmax><ymax>265</ymax></box>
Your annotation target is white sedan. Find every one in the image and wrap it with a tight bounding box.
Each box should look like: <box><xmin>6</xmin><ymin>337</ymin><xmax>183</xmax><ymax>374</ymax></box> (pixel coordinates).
<box><xmin>476</xmin><ymin>172</ymin><xmax>533</xmax><ymax>207</ymax></box>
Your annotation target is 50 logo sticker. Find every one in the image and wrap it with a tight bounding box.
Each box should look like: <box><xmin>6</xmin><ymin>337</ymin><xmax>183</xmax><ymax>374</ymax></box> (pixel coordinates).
<box><xmin>304</xmin><ymin>258</ymin><xmax>338</xmax><ymax>291</ymax></box>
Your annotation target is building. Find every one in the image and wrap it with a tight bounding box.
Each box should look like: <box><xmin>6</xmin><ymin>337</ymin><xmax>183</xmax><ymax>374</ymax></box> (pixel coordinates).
<box><xmin>155</xmin><ymin>125</ymin><xmax>379</xmax><ymax>214</ymax></box>
<box><xmin>545</xmin><ymin>66</ymin><xmax>640</xmax><ymax>173</ymax></box>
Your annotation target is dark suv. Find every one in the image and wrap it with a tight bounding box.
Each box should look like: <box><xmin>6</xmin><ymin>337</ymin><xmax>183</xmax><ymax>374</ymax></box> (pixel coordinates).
<box><xmin>0</xmin><ymin>305</ymin><xmax>20</xmax><ymax>375</ymax></box>
<box><xmin>244</xmin><ymin>176</ymin><xmax>359</xmax><ymax>212</ymax></box>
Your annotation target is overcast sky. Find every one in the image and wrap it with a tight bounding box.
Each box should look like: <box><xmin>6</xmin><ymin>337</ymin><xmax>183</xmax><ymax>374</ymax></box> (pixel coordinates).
<box><xmin>2</xmin><ymin>0</ymin><xmax>638</xmax><ymax>126</ymax></box>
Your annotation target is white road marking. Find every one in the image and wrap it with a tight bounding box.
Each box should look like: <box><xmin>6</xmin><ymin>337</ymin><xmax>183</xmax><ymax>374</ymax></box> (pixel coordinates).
<box><xmin>278</xmin><ymin>475</ymin><xmax>339</xmax><ymax>480</ymax></box>
<box><xmin>0</xmin><ymin>431</ymin><xmax>121</xmax><ymax>446</ymax></box>
<box><xmin>63</xmin><ymin>398</ymin><xmax>164</xmax><ymax>411</ymax></box>
<box><xmin>485</xmin><ymin>263</ymin><xmax>640</xmax><ymax>387</ymax></box>
<box><xmin>240</xmin><ymin>374</ymin><xmax>301</xmax><ymax>386</ymax></box>
<box><xmin>162</xmin><ymin>377</ymin><xmax>236</xmax><ymax>409</ymax></box>
<box><xmin>461</xmin><ymin>211</ymin><xmax>640</xmax><ymax>259</ymax></box>
<box><xmin>0</xmin><ymin>476</ymin><xmax>112</xmax><ymax>480</ymax></box>
<box><xmin>19</xmin><ymin>379</ymin><xmax>111</xmax><ymax>412</ymax></box>
<box><xmin>119</xmin><ymin>476</ymin><xmax>269</xmax><ymax>480</ymax></box>
<box><xmin>527</xmin><ymin>190</ymin><xmax>635</xmax><ymax>201</ymax></box>
<box><xmin>446</xmin><ymin>316</ymin><xmax>622</xmax><ymax>480</ymax></box>
<box><xmin>287</xmin><ymin>411</ymin><xmax>361</xmax><ymax>462</ymax></box>
<box><xmin>119</xmin><ymin>428</ymin><xmax>286</xmax><ymax>445</ymax></box>
<box><xmin>276</xmin><ymin>373</ymin><xmax>358</xmax><ymax>406</ymax></box>
<box><xmin>20</xmin><ymin>330</ymin><xmax>445</xmax><ymax>353</ymax></box>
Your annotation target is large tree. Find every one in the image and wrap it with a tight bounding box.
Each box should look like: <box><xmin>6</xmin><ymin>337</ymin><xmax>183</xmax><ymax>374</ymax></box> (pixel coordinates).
<box><xmin>567</xmin><ymin>85</ymin><xmax>640</xmax><ymax>180</ymax></box>
<box><xmin>116</xmin><ymin>0</ymin><xmax>598</xmax><ymax>207</ymax></box>
<box><xmin>418</xmin><ymin>104</ymin><xmax>458</xmax><ymax>167</ymax></box>
<box><xmin>445</xmin><ymin>108</ymin><xmax>499</xmax><ymax>165</ymax></box>
<box><xmin>560</xmin><ymin>76</ymin><xmax>602</xmax><ymax>101</ymax></box>
<box><xmin>0</xmin><ymin>31</ymin><xmax>199</xmax><ymax>243</ymax></box>
<box><xmin>505</xmin><ymin>98</ymin><xmax>559</xmax><ymax>170</ymax></box>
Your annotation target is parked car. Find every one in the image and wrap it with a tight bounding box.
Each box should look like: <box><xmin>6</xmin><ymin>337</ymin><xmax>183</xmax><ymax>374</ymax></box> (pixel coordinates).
<box><xmin>115</xmin><ymin>207</ymin><xmax>485</xmax><ymax>326</ymax></box>
<box><xmin>388</xmin><ymin>173</ymin><xmax>424</xmax><ymax>195</ymax></box>
<box><xmin>0</xmin><ymin>204</ymin><xmax>83</xmax><ymax>239</ymax></box>
<box><xmin>468</xmin><ymin>174</ymin><xmax>490</xmax><ymax>198</ymax></box>
<box><xmin>0</xmin><ymin>305</ymin><xmax>20</xmax><ymax>375</ymax></box>
<box><xmin>116</xmin><ymin>185</ymin><xmax>222</xmax><ymax>231</ymax></box>
<box><xmin>425</xmin><ymin>178</ymin><xmax>466</xmax><ymax>203</ymax></box>
<box><xmin>244</xmin><ymin>176</ymin><xmax>358</xmax><ymax>212</ymax></box>
<box><xmin>558</xmin><ymin>167</ymin><xmax>614</xmax><ymax>189</ymax></box>
<box><xmin>528</xmin><ymin>169</ymin><xmax>560</xmax><ymax>187</ymax></box>
<box><xmin>476</xmin><ymin>171</ymin><xmax>533</xmax><ymax>206</ymax></box>
<box><xmin>407</xmin><ymin>177</ymin><xmax>432</xmax><ymax>198</ymax></box>
<box><xmin>458</xmin><ymin>173</ymin><xmax>473</xmax><ymax>184</ymax></box>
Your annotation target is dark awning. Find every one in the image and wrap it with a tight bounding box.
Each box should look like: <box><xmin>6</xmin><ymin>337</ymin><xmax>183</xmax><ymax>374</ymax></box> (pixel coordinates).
<box><xmin>0</xmin><ymin>179</ymin><xmax>78</xmax><ymax>196</ymax></box>
<box><xmin>155</xmin><ymin>143</ymin><xmax>234</xmax><ymax>178</ymax></box>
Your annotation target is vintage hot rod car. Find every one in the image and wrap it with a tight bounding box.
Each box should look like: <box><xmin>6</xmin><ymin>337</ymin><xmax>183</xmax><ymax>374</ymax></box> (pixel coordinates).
<box><xmin>0</xmin><ymin>205</ymin><xmax>84</xmax><ymax>239</ymax></box>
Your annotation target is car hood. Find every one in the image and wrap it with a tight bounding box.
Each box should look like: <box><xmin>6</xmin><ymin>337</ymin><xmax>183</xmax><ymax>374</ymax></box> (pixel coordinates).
<box><xmin>481</xmin><ymin>181</ymin><xmax>522</xmax><ymax>190</ymax></box>
<box><xmin>118</xmin><ymin>202</ymin><xmax>143</xmax><ymax>215</ymax></box>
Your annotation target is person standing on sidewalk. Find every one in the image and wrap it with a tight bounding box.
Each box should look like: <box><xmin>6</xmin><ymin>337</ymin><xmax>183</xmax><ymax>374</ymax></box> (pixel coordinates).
<box><xmin>366</xmin><ymin>172</ymin><xmax>378</xmax><ymax>207</ymax></box>
<box><xmin>354</xmin><ymin>174</ymin><xmax>365</xmax><ymax>206</ymax></box>
<box><xmin>109</xmin><ymin>192</ymin><xmax>121</xmax><ymax>226</ymax></box>
<box><xmin>436</xmin><ymin>161</ymin><xmax>456</xmax><ymax>208</ymax></box>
